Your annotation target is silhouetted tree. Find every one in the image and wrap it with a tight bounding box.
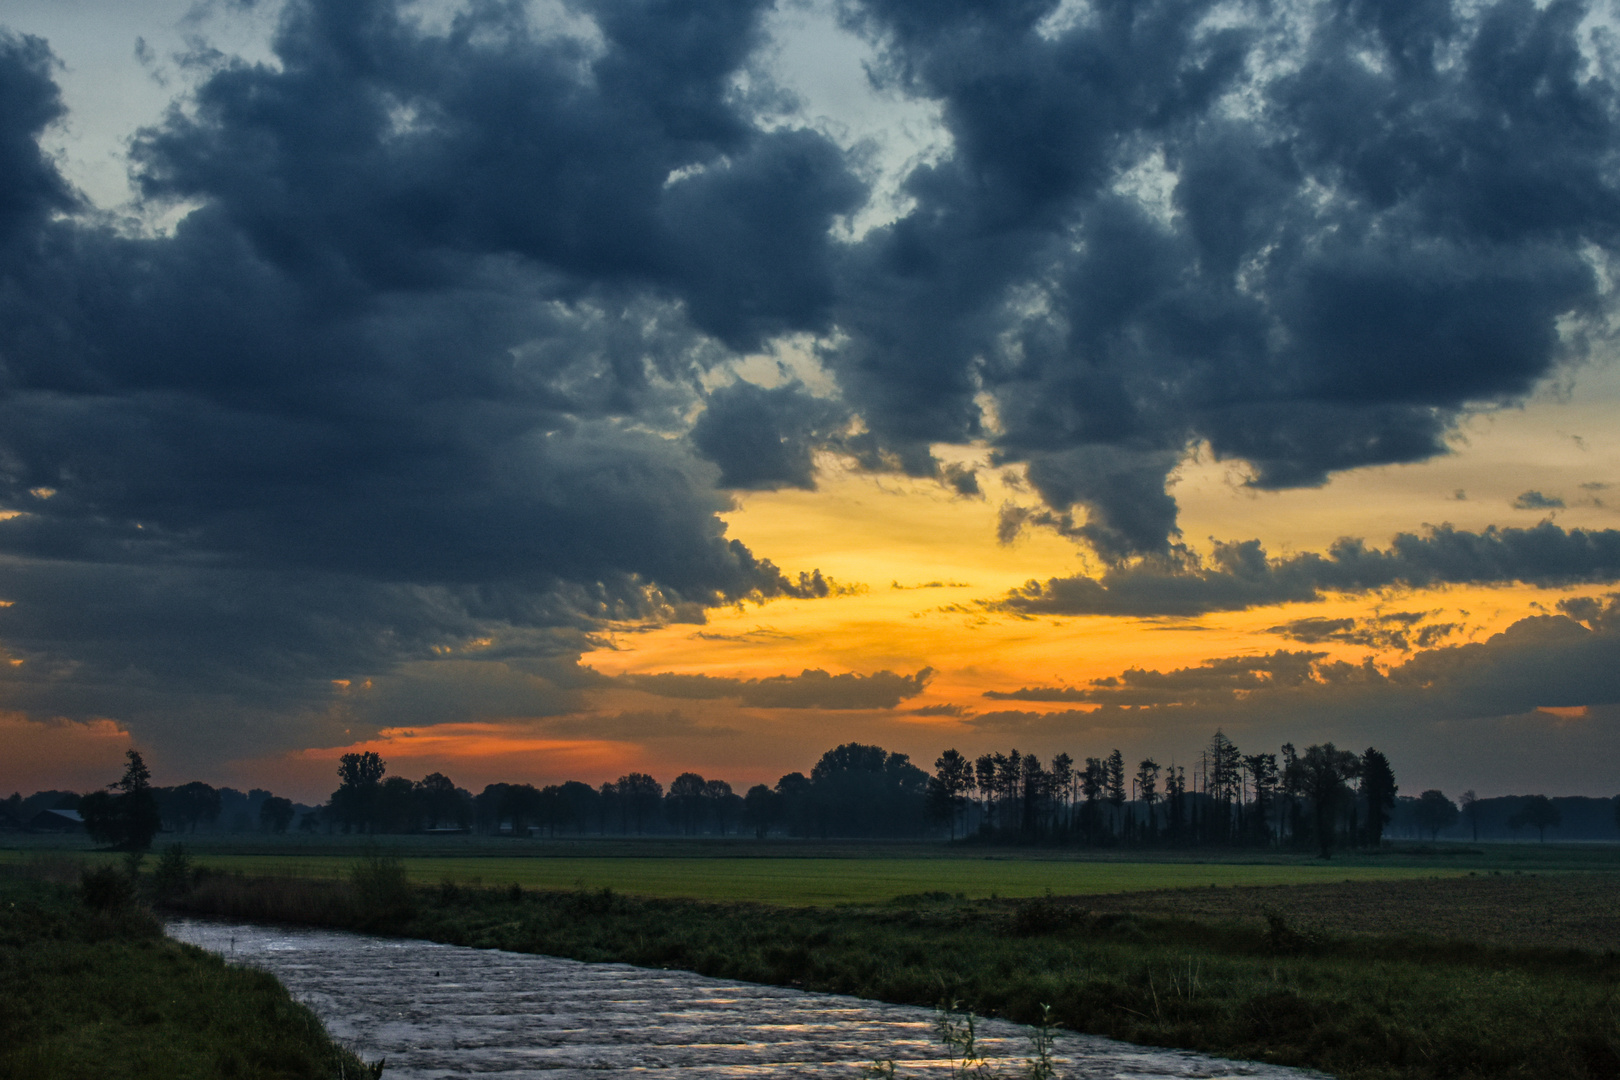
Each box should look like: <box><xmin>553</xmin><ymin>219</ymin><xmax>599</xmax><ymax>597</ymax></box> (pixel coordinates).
<box><xmin>1206</xmin><ymin>731</ymin><xmax>1242</xmax><ymax>842</ymax></box>
<box><xmin>1359</xmin><ymin>748</ymin><xmax>1397</xmax><ymax>847</ymax></box>
<box><xmin>501</xmin><ymin>783</ymin><xmax>543</xmax><ymax>836</ymax></box>
<box><xmin>416</xmin><ymin>772</ymin><xmax>468</xmax><ymax>830</ymax></box>
<box><xmin>161</xmin><ymin>781</ymin><xmax>221</xmax><ymax>833</ymax></box>
<box><xmin>259</xmin><ymin>796</ymin><xmax>295</xmax><ymax>833</ymax></box>
<box><xmin>1049</xmin><ymin>753</ymin><xmax>1074</xmax><ymax>834</ymax></box>
<box><xmin>1459</xmin><ymin>790</ymin><xmax>1480</xmax><ymax>842</ymax></box>
<box><xmin>1135</xmin><ymin>759</ymin><xmax>1160</xmax><ymax>840</ymax></box>
<box><xmin>1294</xmin><ymin>744</ymin><xmax>1360</xmax><ymax>858</ymax></box>
<box><xmin>931</xmin><ymin>749</ymin><xmax>974</xmax><ymax>839</ymax></box>
<box><xmin>1020</xmin><ymin>754</ymin><xmax>1047</xmax><ymax>837</ymax></box>
<box><xmin>1164</xmin><ymin>765</ymin><xmax>1186</xmax><ymax>842</ymax></box>
<box><xmin>81</xmin><ymin>750</ymin><xmax>162</xmax><ymax>851</ymax></box>
<box><xmin>808</xmin><ymin>743</ymin><xmax>927</xmax><ymax>837</ymax></box>
<box><xmin>1104</xmin><ymin>750</ymin><xmax>1126</xmax><ymax>839</ymax></box>
<box><xmin>616</xmin><ymin>773</ymin><xmax>663</xmax><ymax>834</ymax></box>
<box><xmin>1508</xmin><ymin>795</ymin><xmax>1561</xmax><ymax>842</ymax></box>
<box><xmin>995</xmin><ymin>751</ymin><xmax>1020</xmax><ymax>833</ymax></box>
<box><xmin>743</xmin><ymin>784</ymin><xmax>780</xmax><ymax>838</ymax></box>
<box><xmin>1244</xmin><ymin>753</ymin><xmax>1278</xmax><ymax>846</ymax></box>
<box><xmin>332</xmin><ymin>751</ymin><xmax>386</xmax><ymax>833</ymax></box>
<box><xmin>1081</xmin><ymin>757</ymin><xmax>1104</xmax><ymax>843</ymax></box>
<box><xmin>775</xmin><ymin>772</ymin><xmax>812</xmax><ymax>836</ymax></box>
<box><xmin>376</xmin><ymin>776</ymin><xmax>416</xmax><ymax>832</ymax></box>
<box><xmin>703</xmin><ymin>779</ymin><xmax>735</xmax><ymax>835</ymax></box>
<box><xmin>559</xmin><ymin>781</ymin><xmax>599</xmax><ymax>834</ymax></box>
<box><xmin>1413</xmin><ymin>789</ymin><xmax>1459</xmax><ymax>840</ymax></box>
<box><xmin>1279</xmin><ymin>743</ymin><xmax>1302</xmax><ymax>845</ymax></box>
<box><xmin>668</xmin><ymin>772</ymin><xmax>707</xmax><ymax>835</ymax></box>
<box><xmin>974</xmin><ymin>754</ymin><xmax>997</xmax><ymax>832</ymax></box>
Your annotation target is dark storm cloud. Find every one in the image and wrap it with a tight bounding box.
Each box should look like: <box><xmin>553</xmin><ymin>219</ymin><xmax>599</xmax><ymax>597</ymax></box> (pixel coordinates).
<box><xmin>987</xmin><ymin>522</ymin><xmax>1620</xmax><ymax>618</ymax></box>
<box><xmin>0</xmin><ymin>0</ymin><xmax>866</xmax><ymax>764</ymax></box>
<box><xmin>809</xmin><ymin>0</ymin><xmax>1620</xmax><ymax>553</ymax></box>
<box><xmin>618</xmin><ymin>666</ymin><xmax>933</xmax><ymax>709</ymax></box>
<box><xmin>5</xmin><ymin>0</ymin><xmax>1620</xmax><ymax>765</ymax></box>
<box><xmin>0</xmin><ymin>32</ymin><xmax>76</xmax><ymax>244</ymax></box>
<box><xmin>690</xmin><ymin>380</ymin><xmax>844</xmax><ymax>489</ymax></box>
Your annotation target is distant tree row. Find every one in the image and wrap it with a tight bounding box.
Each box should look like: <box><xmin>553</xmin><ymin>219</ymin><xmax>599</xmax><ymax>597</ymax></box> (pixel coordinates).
<box><xmin>9</xmin><ymin>739</ymin><xmax>1620</xmax><ymax>849</ymax></box>
<box><xmin>1398</xmin><ymin>789</ymin><xmax>1590</xmax><ymax>842</ymax></box>
<box><xmin>920</xmin><ymin>733</ymin><xmax>1401</xmax><ymax>855</ymax></box>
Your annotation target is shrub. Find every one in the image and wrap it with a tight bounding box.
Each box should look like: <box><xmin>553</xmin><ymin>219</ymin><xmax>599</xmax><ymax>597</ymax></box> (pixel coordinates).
<box><xmin>80</xmin><ymin>864</ymin><xmax>136</xmax><ymax>912</ymax></box>
<box><xmin>349</xmin><ymin>851</ymin><xmax>414</xmax><ymax>927</ymax></box>
<box><xmin>153</xmin><ymin>843</ymin><xmax>194</xmax><ymax>900</ymax></box>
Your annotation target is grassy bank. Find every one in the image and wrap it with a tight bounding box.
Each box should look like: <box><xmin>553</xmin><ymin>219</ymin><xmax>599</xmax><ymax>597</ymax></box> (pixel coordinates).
<box><xmin>0</xmin><ymin>861</ymin><xmax>378</xmax><ymax>1080</ymax></box>
<box><xmin>166</xmin><ymin>863</ymin><xmax>1620</xmax><ymax>1080</ymax></box>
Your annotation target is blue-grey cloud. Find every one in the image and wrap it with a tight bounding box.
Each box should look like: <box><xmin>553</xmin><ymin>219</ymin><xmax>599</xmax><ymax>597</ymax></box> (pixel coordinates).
<box><xmin>987</xmin><ymin>522</ymin><xmax>1620</xmax><ymax>618</ymax></box>
<box><xmin>815</xmin><ymin>0</ymin><xmax>1620</xmax><ymax>553</ymax></box>
<box><xmin>4</xmin><ymin>0</ymin><xmax>1620</xmax><ymax>768</ymax></box>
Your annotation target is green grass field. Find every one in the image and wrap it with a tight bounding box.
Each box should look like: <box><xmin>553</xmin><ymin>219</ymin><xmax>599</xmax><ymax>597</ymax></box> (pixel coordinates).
<box><xmin>175</xmin><ymin>853</ymin><xmax>1474</xmax><ymax>903</ymax></box>
<box><xmin>7</xmin><ymin>833</ymin><xmax>1612</xmax><ymax>903</ymax></box>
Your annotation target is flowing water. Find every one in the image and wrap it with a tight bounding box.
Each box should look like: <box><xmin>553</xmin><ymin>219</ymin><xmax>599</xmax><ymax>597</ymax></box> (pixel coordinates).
<box><xmin>166</xmin><ymin>919</ymin><xmax>1325</xmax><ymax>1079</ymax></box>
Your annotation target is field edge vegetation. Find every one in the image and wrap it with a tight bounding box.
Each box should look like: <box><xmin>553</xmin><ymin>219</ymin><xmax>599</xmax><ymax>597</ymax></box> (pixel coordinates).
<box><xmin>162</xmin><ymin>852</ymin><xmax>1620</xmax><ymax>1080</ymax></box>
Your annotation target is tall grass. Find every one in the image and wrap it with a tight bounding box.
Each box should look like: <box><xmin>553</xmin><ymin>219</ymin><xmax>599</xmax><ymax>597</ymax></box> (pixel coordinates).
<box><xmin>164</xmin><ymin>874</ymin><xmax>1620</xmax><ymax>1080</ymax></box>
<box><xmin>0</xmin><ymin>861</ymin><xmax>379</xmax><ymax>1080</ymax></box>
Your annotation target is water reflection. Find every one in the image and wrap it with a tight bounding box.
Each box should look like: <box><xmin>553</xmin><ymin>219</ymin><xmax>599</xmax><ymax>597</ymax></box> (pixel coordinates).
<box><xmin>167</xmin><ymin>919</ymin><xmax>1324</xmax><ymax>1079</ymax></box>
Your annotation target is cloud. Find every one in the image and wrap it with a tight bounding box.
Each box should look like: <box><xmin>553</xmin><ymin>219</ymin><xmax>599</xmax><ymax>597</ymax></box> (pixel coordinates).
<box><xmin>1513</xmin><ymin>490</ymin><xmax>1565</xmax><ymax>510</ymax></box>
<box><xmin>617</xmin><ymin>666</ymin><xmax>934</xmax><ymax>709</ymax></box>
<box><xmin>985</xmin><ymin>650</ymin><xmax>1328</xmax><ymax>707</ymax></box>
<box><xmin>1266</xmin><ymin>611</ymin><xmax>1459</xmax><ymax>651</ymax></box>
<box><xmin>986</xmin><ymin>522</ymin><xmax>1620</xmax><ymax>618</ymax></box>
<box><xmin>0</xmin><ymin>6</ymin><xmax>866</xmax><ymax>764</ymax></box>
<box><xmin>690</xmin><ymin>380</ymin><xmax>844</xmax><ymax>490</ymax></box>
<box><xmin>805</xmin><ymin>0</ymin><xmax>1620</xmax><ymax>555</ymax></box>
<box><xmin>5</xmin><ymin>0</ymin><xmax>1620</xmax><ymax>768</ymax></box>
<box><xmin>966</xmin><ymin>614</ymin><xmax>1620</xmax><ymax>792</ymax></box>
<box><xmin>904</xmin><ymin>702</ymin><xmax>973</xmax><ymax>717</ymax></box>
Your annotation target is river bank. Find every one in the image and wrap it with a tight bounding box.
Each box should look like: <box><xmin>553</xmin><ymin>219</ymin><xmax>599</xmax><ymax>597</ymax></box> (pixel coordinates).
<box><xmin>0</xmin><ymin>863</ymin><xmax>378</xmax><ymax>1080</ymax></box>
<box><xmin>163</xmin><ymin>859</ymin><xmax>1620</xmax><ymax>1080</ymax></box>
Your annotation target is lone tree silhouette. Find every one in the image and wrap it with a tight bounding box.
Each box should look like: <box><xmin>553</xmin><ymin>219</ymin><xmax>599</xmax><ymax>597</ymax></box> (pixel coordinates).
<box><xmin>80</xmin><ymin>750</ymin><xmax>162</xmax><ymax>851</ymax></box>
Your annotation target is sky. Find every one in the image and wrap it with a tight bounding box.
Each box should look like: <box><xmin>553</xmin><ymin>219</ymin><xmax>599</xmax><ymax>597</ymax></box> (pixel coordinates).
<box><xmin>3</xmin><ymin>0</ymin><xmax>1620</xmax><ymax>803</ymax></box>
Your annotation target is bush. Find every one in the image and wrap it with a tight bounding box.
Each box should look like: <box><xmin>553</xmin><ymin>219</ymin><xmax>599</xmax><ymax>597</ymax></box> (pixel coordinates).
<box><xmin>349</xmin><ymin>851</ymin><xmax>414</xmax><ymax>927</ymax></box>
<box><xmin>153</xmin><ymin>844</ymin><xmax>194</xmax><ymax>900</ymax></box>
<box><xmin>79</xmin><ymin>865</ymin><xmax>136</xmax><ymax>912</ymax></box>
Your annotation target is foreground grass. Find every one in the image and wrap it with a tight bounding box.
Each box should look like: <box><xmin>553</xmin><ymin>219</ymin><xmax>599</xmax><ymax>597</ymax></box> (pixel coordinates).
<box><xmin>169</xmin><ymin>868</ymin><xmax>1620</xmax><ymax>1080</ymax></box>
<box><xmin>0</xmin><ymin>865</ymin><xmax>377</xmax><ymax>1080</ymax></box>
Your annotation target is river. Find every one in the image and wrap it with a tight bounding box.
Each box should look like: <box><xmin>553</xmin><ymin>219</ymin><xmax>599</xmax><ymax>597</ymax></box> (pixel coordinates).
<box><xmin>167</xmin><ymin>919</ymin><xmax>1325</xmax><ymax>1079</ymax></box>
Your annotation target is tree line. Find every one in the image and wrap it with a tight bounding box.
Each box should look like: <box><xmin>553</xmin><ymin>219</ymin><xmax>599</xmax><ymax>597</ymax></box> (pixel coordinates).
<box><xmin>8</xmin><ymin>735</ymin><xmax>1620</xmax><ymax>850</ymax></box>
